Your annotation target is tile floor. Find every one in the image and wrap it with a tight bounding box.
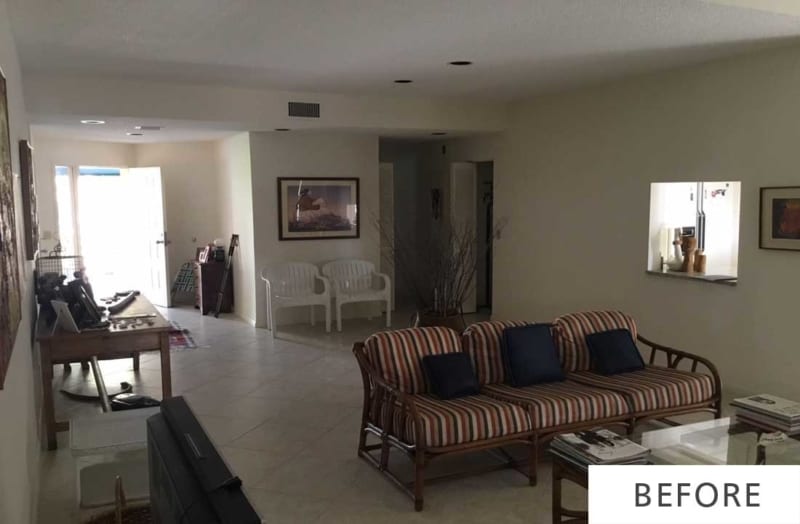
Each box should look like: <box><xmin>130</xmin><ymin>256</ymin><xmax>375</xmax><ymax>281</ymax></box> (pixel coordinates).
<box><xmin>36</xmin><ymin>306</ymin><xmax>702</xmax><ymax>523</ymax></box>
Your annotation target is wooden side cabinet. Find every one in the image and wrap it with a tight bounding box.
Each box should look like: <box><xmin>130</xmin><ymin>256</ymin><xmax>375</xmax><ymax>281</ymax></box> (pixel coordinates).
<box><xmin>194</xmin><ymin>262</ymin><xmax>233</xmax><ymax>315</ymax></box>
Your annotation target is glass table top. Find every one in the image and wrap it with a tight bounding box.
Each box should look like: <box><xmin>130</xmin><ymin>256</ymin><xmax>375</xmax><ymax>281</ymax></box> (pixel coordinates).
<box><xmin>640</xmin><ymin>417</ymin><xmax>800</xmax><ymax>466</ymax></box>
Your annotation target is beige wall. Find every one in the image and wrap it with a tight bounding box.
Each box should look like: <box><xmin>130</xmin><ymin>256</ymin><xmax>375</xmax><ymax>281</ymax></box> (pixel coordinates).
<box><xmin>216</xmin><ymin>133</ymin><xmax>256</xmax><ymax>324</ymax></box>
<box><xmin>0</xmin><ymin>0</ymin><xmax>38</xmax><ymax>521</ymax></box>
<box><xmin>249</xmin><ymin>131</ymin><xmax>380</xmax><ymax>327</ymax></box>
<box><xmin>494</xmin><ymin>44</ymin><xmax>800</xmax><ymax>399</ymax></box>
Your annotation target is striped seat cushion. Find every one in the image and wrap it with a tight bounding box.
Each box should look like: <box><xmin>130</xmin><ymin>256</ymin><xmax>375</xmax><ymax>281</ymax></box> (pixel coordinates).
<box><xmin>363</xmin><ymin>327</ymin><xmax>461</xmax><ymax>394</ymax></box>
<box><xmin>553</xmin><ymin>311</ymin><xmax>639</xmax><ymax>372</ymax></box>
<box><xmin>482</xmin><ymin>381</ymin><xmax>630</xmax><ymax>429</ymax></box>
<box><xmin>569</xmin><ymin>366</ymin><xmax>715</xmax><ymax>413</ymax></box>
<box><xmin>462</xmin><ymin>320</ymin><xmax>533</xmax><ymax>385</ymax></box>
<box><xmin>392</xmin><ymin>394</ymin><xmax>532</xmax><ymax>448</ymax></box>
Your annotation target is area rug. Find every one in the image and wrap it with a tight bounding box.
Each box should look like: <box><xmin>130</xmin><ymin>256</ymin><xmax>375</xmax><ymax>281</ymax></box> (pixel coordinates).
<box><xmin>169</xmin><ymin>321</ymin><xmax>198</xmax><ymax>351</ymax></box>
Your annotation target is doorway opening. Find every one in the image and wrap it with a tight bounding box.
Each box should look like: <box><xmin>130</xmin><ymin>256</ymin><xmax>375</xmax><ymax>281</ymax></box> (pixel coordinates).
<box><xmin>448</xmin><ymin>160</ymin><xmax>494</xmax><ymax>315</ymax></box>
<box><xmin>54</xmin><ymin>165</ymin><xmax>170</xmax><ymax>305</ymax></box>
<box><xmin>475</xmin><ymin>161</ymin><xmax>494</xmax><ymax>313</ymax></box>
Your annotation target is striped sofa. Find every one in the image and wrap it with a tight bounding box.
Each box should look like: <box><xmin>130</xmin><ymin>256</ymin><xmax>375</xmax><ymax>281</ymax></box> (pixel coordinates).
<box><xmin>462</xmin><ymin>313</ymin><xmax>721</xmax><ymax>485</ymax></box>
<box><xmin>465</xmin><ymin>312</ymin><xmax>721</xmax><ymax>427</ymax></box>
<box><xmin>463</xmin><ymin>320</ymin><xmax>631</xmax><ymax>433</ymax></box>
<box><xmin>353</xmin><ymin>326</ymin><xmax>536</xmax><ymax>511</ymax></box>
<box><xmin>353</xmin><ymin>312</ymin><xmax>721</xmax><ymax>511</ymax></box>
<box><xmin>552</xmin><ymin>311</ymin><xmax>721</xmax><ymax>423</ymax></box>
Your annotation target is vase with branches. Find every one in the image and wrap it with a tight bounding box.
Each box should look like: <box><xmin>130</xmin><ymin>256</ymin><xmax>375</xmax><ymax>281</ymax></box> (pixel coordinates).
<box><xmin>377</xmin><ymin>217</ymin><xmax>505</xmax><ymax>330</ymax></box>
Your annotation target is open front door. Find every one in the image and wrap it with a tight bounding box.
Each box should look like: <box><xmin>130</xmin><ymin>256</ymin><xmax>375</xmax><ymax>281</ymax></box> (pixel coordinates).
<box><xmin>126</xmin><ymin>167</ymin><xmax>170</xmax><ymax>307</ymax></box>
<box><xmin>449</xmin><ymin>161</ymin><xmax>477</xmax><ymax>314</ymax></box>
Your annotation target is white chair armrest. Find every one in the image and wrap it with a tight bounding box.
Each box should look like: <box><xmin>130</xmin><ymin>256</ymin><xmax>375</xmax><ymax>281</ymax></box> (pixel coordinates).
<box><xmin>316</xmin><ymin>274</ymin><xmax>331</xmax><ymax>296</ymax></box>
<box><xmin>374</xmin><ymin>272</ymin><xmax>391</xmax><ymax>290</ymax></box>
<box><xmin>260</xmin><ymin>269</ymin><xmax>275</xmax><ymax>298</ymax></box>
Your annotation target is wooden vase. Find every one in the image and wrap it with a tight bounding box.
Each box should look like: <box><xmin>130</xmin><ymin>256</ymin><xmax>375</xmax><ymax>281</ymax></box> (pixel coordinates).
<box><xmin>680</xmin><ymin>237</ymin><xmax>698</xmax><ymax>273</ymax></box>
<box><xmin>694</xmin><ymin>251</ymin><xmax>707</xmax><ymax>273</ymax></box>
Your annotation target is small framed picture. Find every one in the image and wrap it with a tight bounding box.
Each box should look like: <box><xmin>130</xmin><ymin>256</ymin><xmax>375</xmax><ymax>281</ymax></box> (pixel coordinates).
<box><xmin>277</xmin><ymin>177</ymin><xmax>359</xmax><ymax>240</ymax></box>
<box><xmin>19</xmin><ymin>139</ymin><xmax>39</xmax><ymax>260</ymax></box>
<box><xmin>760</xmin><ymin>186</ymin><xmax>800</xmax><ymax>251</ymax></box>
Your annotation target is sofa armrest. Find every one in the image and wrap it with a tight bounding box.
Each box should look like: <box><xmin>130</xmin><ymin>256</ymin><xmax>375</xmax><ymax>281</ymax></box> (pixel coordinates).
<box><xmin>637</xmin><ymin>334</ymin><xmax>722</xmax><ymax>397</ymax></box>
<box><xmin>352</xmin><ymin>342</ymin><xmax>423</xmax><ymax>447</ymax></box>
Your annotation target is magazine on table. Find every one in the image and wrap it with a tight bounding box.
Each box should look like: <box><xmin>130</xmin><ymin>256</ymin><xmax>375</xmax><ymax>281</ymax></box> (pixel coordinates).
<box><xmin>550</xmin><ymin>449</ymin><xmax>651</xmax><ymax>471</ymax></box>
<box><xmin>735</xmin><ymin>412</ymin><xmax>800</xmax><ymax>436</ymax></box>
<box><xmin>552</xmin><ymin>429</ymin><xmax>650</xmax><ymax>465</ymax></box>
<box><xmin>731</xmin><ymin>394</ymin><xmax>800</xmax><ymax>422</ymax></box>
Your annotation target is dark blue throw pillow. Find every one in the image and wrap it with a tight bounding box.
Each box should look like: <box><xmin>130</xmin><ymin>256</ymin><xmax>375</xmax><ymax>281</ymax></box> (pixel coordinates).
<box><xmin>586</xmin><ymin>328</ymin><xmax>645</xmax><ymax>375</ymax></box>
<box><xmin>501</xmin><ymin>325</ymin><xmax>565</xmax><ymax>387</ymax></box>
<box><xmin>421</xmin><ymin>352</ymin><xmax>480</xmax><ymax>400</ymax></box>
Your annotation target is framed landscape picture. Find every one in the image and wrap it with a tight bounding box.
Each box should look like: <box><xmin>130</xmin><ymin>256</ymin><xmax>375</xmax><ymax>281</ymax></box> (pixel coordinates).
<box><xmin>760</xmin><ymin>186</ymin><xmax>800</xmax><ymax>251</ymax></box>
<box><xmin>277</xmin><ymin>177</ymin><xmax>359</xmax><ymax>240</ymax></box>
<box><xmin>19</xmin><ymin>139</ymin><xmax>39</xmax><ymax>260</ymax></box>
<box><xmin>0</xmin><ymin>68</ymin><xmax>21</xmax><ymax>389</ymax></box>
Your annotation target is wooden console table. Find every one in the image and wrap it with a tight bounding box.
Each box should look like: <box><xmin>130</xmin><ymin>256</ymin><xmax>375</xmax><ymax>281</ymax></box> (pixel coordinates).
<box><xmin>36</xmin><ymin>295</ymin><xmax>173</xmax><ymax>450</ymax></box>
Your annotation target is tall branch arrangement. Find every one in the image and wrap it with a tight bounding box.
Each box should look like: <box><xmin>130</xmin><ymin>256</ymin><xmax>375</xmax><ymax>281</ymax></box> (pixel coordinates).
<box><xmin>377</xmin><ymin>218</ymin><xmax>505</xmax><ymax>318</ymax></box>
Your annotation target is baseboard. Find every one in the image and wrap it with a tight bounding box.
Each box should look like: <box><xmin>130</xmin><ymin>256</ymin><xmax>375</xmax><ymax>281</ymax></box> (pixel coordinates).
<box><xmin>233</xmin><ymin>313</ymin><xmax>257</xmax><ymax>326</ymax></box>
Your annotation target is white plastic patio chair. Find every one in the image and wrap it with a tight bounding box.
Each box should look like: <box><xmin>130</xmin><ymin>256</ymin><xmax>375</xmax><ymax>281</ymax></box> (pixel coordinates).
<box><xmin>321</xmin><ymin>259</ymin><xmax>391</xmax><ymax>332</ymax></box>
<box><xmin>260</xmin><ymin>262</ymin><xmax>331</xmax><ymax>337</ymax></box>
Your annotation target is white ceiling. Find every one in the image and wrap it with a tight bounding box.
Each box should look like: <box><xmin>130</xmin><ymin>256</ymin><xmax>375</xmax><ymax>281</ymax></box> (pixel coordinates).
<box><xmin>8</xmin><ymin>0</ymin><xmax>800</xmax><ymax>102</ymax></box>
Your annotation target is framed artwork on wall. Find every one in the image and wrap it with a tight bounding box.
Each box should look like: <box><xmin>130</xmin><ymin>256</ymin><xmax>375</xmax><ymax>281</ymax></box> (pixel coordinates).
<box><xmin>0</xmin><ymin>68</ymin><xmax>22</xmax><ymax>389</ymax></box>
<box><xmin>760</xmin><ymin>186</ymin><xmax>800</xmax><ymax>251</ymax></box>
<box><xmin>19</xmin><ymin>139</ymin><xmax>39</xmax><ymax>260</ymax></box>
<box><xmin>277</xmin><ymin>177</ymin><xmax>359</xmax><ymax>240</ymax></box>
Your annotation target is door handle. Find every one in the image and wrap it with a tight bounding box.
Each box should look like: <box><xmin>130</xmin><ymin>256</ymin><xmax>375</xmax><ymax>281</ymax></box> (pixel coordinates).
<box><xmin>156</xmin><ymin>232</ymin><xmax>171</xmax><ymax>246</ymax></box>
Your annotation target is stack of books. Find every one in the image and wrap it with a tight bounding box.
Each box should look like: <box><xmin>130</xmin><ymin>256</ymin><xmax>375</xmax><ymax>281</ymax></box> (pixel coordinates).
<box><xmin>732</xmin><ymin>394</ymin><xmax>800</xmax><ymax>435</ymax></box>
<box><xmin>551</xmin><ymin>428</ymin><xmax>650</xmax><ymax>470</ymax></box>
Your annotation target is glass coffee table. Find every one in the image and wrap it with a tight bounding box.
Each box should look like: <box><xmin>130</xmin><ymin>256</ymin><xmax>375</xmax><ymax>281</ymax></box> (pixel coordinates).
<box><xmin>550</xmin><ymin>418</ymin><xmax>800</xmax><ymax>523</ymax></box>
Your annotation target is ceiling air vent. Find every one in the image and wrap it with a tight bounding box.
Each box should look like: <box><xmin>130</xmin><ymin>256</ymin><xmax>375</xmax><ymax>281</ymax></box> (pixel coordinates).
<box><xmin>288</xmin><ymin>101</ymin><xmax>320</xmax><ymax>118</ymax></box>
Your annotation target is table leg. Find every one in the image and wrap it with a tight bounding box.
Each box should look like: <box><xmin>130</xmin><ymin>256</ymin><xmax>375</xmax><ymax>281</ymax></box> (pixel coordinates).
<box><xmin>41</xmin><ymin>343</ymin><xmax>57</xmax><ymax>450</ymax></box>
<box><xmin>132</xmin><ymin>353</ymin><xmax>140</xmax><ymax>371</ymax></box>
<box><xmin>90</xmin><ymin>357</ymin><xmax>112</xmax><ymax>413</ymax></box>
<box><xmin>552</xmin><ymin>460</ymin><xmax>562</xmax><ymax>524</ymax></box>
<box><xmin>159</xmin><ymin>332</ymin><xmax>172</xmax><ymax>398</ymax></box>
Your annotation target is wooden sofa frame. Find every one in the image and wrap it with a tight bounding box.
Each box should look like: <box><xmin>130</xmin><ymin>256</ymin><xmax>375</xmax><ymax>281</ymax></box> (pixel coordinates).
<box><xmin>354</xmin><ymin>342</ymin><xmax>536</xmax><ymax>511</ymax></box>
<box><xmin>352</xmin><ymin>325</ymin><xmax>723</xmax><ymax>511</ymax></box>
<box><xmin>632</xmin><ymin>334</ymin><xmax>723</xmax><ymax>423</ymax></box>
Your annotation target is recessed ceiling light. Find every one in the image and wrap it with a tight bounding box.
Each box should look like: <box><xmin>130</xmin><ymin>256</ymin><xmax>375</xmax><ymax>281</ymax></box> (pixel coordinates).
<box><xmin>448</xmin><ymin>61</ymin><xmax>473</xmax><ymax>66</ymax></box>
<box><xmin>134</xmin><ymin>125</ymin><xmax>162</xmax><ymax>131</ymax></box>
<box><xmin>126</xmin><ymin>132</ymin><xmax>143</xmax><ymax>136</ymax></box>
<box><xmin>275</xmin><ymin>128</ymin><xmax>290</xmax><ymax>131</ymax></box>
<box><xmin>431</xmin><ymin>132</ymin><xmax>447</xmax><ymax>136</ymax></box>
<box><xmin>394</xmin><ymin>79</ymin><xmax>413</xmax><ymax>84</ymax></box>
<box><xmin>80</xmin><ymin>119</ymin><xmax>106</xmax><ymax>125</ymax></box>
